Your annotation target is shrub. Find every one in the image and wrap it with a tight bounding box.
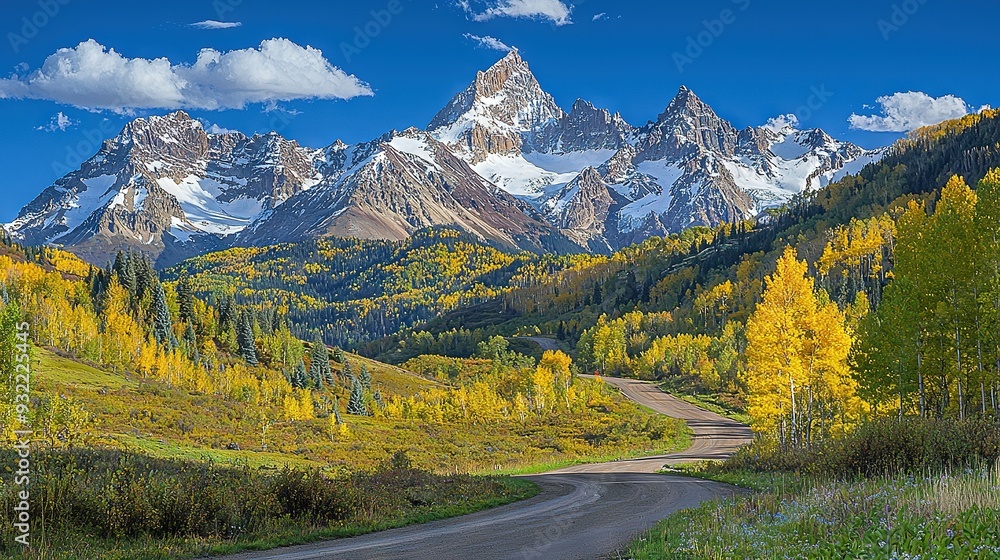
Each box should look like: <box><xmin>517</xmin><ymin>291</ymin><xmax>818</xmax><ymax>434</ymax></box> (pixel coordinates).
<box><xmin>725</xmin><ymin>417</ymin><xmax>1000</xmax><ymax>477</ymax></box>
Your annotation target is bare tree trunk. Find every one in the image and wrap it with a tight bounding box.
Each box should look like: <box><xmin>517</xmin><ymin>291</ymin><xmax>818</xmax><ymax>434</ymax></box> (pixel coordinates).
<box><xmin>806</xmin><ymin>386</ymin><xmax>814</xmax><ymax>447</ymax></box>
<box><xmin>981</xmin><ymin>382</ymin><xmax>987</xmax><ymax>415</ymax></box>
<box><xmin>898</xmin><ymin>358</ymin><xmax>905</xmax><ymax>421</ymax></box>
<box><xmin>958</xmin><ymin>380</ymin><xmax>965</xmax><ymax>421</ymax></box>
<box><xmin>918</xmin><ymin>368</ymin><xmax>926</xmax><ymax>418</ymax></box>
<box><xmin>917</xmin><ymin>339</ymin><xmax>926</xmax><ymax>417</ymax></box>
<box><xmin>789</xmin><ymin>377</ymin><xmax>797</xmax><ymax>449</ymax></box>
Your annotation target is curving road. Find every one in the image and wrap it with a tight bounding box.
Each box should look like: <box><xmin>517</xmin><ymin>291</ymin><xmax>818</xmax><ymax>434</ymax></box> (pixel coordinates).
<box><xmin>222</xmin><ymin>377</ymin><xmax>753</xmax><ymax>560</ymax></box>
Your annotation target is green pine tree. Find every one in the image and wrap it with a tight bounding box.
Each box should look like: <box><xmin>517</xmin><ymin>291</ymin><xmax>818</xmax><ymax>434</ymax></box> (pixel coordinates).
<box><xmin>332</xmin><ymin>346</ymin><xmax>346</xmax><ymax>364</ymax></box>
<box><xmin>309</xmin><ymin>335</ymin><xmax>332</xmax><ymax>386</ymax></box>
<box><xmin>152</xmin><ymin>283</ymin><xmax>175</xmax><ymax>348</ymax></box>
<box><xmin>342</xmin><ymin>360</ymin><xmax>354</xmax><ymax>388</ymax></box>
<box><xmin>183</xmin><ymin>322</ymin><xmax>199</xmax><ymax>363</ymax></box>
<box><xmin>359</xmin><ymin>364</ymin><xmax>371</xmax><ymax>390</ymax></box>
<box><xmin>347</xmin><ymin>377</ymin><xmax>367</xmax><ymax>416</ymax></box>
<box><xmin>237</xmin><ymin>311</ymin><xmax>258</xmax><ymax>365</ymax></box>
<box><xmin>292</xmin><ymin>359</ymin><xmax>307</xmax><ymax>389</ymax></box>
<box><xmin>176</xmin><ymin>271</ymin><xmax>196</xmax><ymax>325</ymax></box>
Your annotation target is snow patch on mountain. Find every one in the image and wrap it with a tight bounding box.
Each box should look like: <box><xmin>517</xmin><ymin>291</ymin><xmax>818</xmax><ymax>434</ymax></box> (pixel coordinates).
<box><xmin>64</xmin><ymin>175</ymin><xmax>119</xmax><ymax>233</ymax></box>
<box><xmin>155</xmin><ymin>175</ymin><xmax>264</xmax><ymax>235</ymax></box>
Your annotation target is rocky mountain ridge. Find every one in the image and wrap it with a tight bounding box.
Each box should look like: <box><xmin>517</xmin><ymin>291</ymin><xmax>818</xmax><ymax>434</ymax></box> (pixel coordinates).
<box><xmin>6</xmin><ymin>50</ymin><xmax>881</xmax><ymax>266</ymax></box>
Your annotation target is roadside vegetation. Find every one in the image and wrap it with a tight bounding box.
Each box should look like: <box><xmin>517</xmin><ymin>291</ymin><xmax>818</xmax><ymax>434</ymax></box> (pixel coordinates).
<box><xmin>623</xmin><ymin>116</ymin><xmax>1000</xmax><ymax>559</ymax></box>
<box><xmin>630</xmin><ymin>418</ymin><xmax>1000</xmax><ymax>559</ymax></box>
<box><xmin>0</xmin><ymin>448</ymin><xmax>536</xmax><ymax>560</ymax></box>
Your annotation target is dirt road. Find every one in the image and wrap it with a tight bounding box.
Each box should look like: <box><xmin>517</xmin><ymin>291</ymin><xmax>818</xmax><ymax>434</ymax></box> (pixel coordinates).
<box><xmin>222</xmin><ymin>377</ymin><xmax>753</xmax><ymax>560</ymax></box>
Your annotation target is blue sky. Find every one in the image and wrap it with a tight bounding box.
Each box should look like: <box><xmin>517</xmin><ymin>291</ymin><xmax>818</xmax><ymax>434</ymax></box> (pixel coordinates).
<box><xmin>2</xmin><ymin>0</ymin><xmax>998</xmax><ymax>221</ymax></box>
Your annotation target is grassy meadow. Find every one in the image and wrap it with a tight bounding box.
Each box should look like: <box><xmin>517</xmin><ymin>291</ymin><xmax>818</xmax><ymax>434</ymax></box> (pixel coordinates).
<box><xmin>628</xmin><ymin>418</ymin><xmax>1000</xmax><ymax>559</ymax></box>
<box><xmin>0</xmin><ymin>346</ymin><xmax>690</xmax><ymax>559</ymax></box>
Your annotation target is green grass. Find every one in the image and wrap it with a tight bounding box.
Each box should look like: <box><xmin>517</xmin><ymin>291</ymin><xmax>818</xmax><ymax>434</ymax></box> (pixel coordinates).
<box><xmin>634</xmin><ymin>418</ymin><xmax>1000</xmax><ymax>560</ymax></box>
<box><xmin>628</xmin><ymin>465</ymin><xmax>1000</xmax><ymax>559</ymax></box>
<box><xmin>35</xmin><ymin>350</ymin><xmax>137</xmax><ymax>390</ymax></box>
<box><xmin>0</xmin><ymin>449</ymin><xmax>539</xmax><ymax>560</ymax></box>
<box><xmin>31</xmin><ymin>346</ymin><xmax>690</xmax><ymax>475</ymax></box>
<box><xmin>114</xmin><ymin>434</ymin><xmax>324</xmax><ymax>470</ymax></box>
<box><xmin>657</xmin><ymin>380</ymin><xmax>750</xmax><ymax>425</ymax></box>
<box><xmin>19</xmin><ymin>346</ymin><xmax>693</xmax><ymax>559</ymax></box>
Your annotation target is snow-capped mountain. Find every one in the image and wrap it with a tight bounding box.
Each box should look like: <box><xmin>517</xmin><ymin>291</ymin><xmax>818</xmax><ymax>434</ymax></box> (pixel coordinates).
<box><xmin>240</xmin><ymin>128</ymin><xmax>578</xmax><ymax>253</ymax></box>
<box><xmin>427</xmin><ymin>51</ymin><xmax>880</xmax><ymax>250</ymax></box>
<box><xmin>6</xmin><ymin>51</ymin><xmax>882</xmax><ymax>265</ymax></box>
<box><xmin>7</xmin><ymin>111</ymin><xmax>323</xmax><ymax>265</ymax></box>
<box><xmin>428</xmin><ymin>50</ymin><xmax>635</xmax><ymax>200</ymax></box>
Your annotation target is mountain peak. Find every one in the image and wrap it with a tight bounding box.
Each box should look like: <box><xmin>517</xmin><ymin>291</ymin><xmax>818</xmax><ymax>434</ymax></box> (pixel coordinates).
<box><xmin>124</xmin><ymin>110</ymin><xmax>195</xmax><ymax>133</ymax></box>
<box><xmin>498</xmin><ymin>48</ymin><xmax>523</xmax><ymax>64</ymax></box>
<box><xmin>427</xmin><ymin>50</ymin><xmax>564</xmax><ymax>162</ymax></box>
<box><xmin>657</xmin><ymin>86</ymin><xmax>714</xmax><ymax>123</ymax></box>
<box><xmin>570</xmin><ymin>98</ymin><xmax>597</xmax><ymax>114</ymax></box>
<box><xmin>471</xmin><ymin>49</ymin><xmax>536</xmax><ymax>102</ymax></box>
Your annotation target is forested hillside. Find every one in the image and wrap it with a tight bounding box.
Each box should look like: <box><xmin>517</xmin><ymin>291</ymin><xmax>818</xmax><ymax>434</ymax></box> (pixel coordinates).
<box><xmin>167</xmin><ymin>228</ymin><xmax>599</xmax><ymax>348</ymax></box>
<box><xmin>367</xmin><ymin>109</ymin><xmax>1000</xmax><ymax>422</ymax></box>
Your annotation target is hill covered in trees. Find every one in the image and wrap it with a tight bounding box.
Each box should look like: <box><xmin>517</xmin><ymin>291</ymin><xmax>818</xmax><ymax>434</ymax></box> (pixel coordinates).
<box><xmin>166</xmin><ymin>228</ymin><xmax>600</xmax><ymax>349</ymax></box>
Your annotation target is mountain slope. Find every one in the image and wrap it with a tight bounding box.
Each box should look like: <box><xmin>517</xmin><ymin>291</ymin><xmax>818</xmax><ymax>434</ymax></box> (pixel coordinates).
<box><xmin>239</xmin><ymin>128</ymin><xmax>578</xmax><ymax>253</ymax></box>
<box><xmin>7</xmin><ymin>111</ymin><xmax>323</xmax><ymax>266</ymax></box>
<box><xmin>426</xmin><ymin>53</ymin><xmax>879</xmax><ymax>252</ymax></box>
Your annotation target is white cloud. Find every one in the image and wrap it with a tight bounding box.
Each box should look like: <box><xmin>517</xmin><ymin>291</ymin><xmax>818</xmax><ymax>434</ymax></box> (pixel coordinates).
<box><xmin>849</xmin><ymin>91</ymin><xmax>971</xmax><ymax>132</ymax></box>
<box><xmin>461</xmin><ymin>0</ymin><xmax>572</xmax><ymax>26</ymax></box>
<box><xmin>0</xmin><ymin>38</ymin><xmax>373</xmax><ymax>113</ymax></box>
<box><xmin>196</xmin><ymin>118</ymin><xmax>237</xmax><ymax>134</ymax></box>
<box><xmin>190</xmin><ymin>20</ymin><xmax>242</xmax><ymax>29</ymax></box>
<box><xmin>763</xmin><ymin>114</ymin><xmax>800</xmax><ymax>132</ymax></box>
<box><xmin>36</xmin><ymin>111</ymin><xmax>77</xmax><ymax>132</ymax></box>
<box><xmin>463</xmin><ymin>33</ymin><xmax>512</xmax><ymax>52</ymax></box>
<box><xmin>592</xmin><ymin>12</ymin><xmax>607</xmax><ymax>21</ymax></box>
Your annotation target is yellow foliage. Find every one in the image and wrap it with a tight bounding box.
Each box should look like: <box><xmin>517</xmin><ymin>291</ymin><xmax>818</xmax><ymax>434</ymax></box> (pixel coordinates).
<box><xmin>744</xmin><ymin>247</ymin><xmax>859</xmax><ymax>443</ymax></box>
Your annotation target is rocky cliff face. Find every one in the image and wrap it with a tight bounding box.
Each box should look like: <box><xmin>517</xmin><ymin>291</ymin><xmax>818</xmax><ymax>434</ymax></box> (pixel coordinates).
<box><xmin>427</xmin><ymin>50</ymin><xmax>566</xmax><ymax>163</ymax></box>
<box><xmin>532</xmin><ymin>99</ymin><xmax>635</xmax><ymax>154</ymax></box>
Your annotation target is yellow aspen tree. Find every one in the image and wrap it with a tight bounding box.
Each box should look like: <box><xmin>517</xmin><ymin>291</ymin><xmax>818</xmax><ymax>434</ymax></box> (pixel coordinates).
<box><xmin>538</xmin><ymin>350</ymin><xmax>573</xmax><ymax>410</ymax></box>
<box><xmin>100</xmin><ymin>277</ymin><xmax>142</xmax><ymax>369</ymax></box>
<box><xmin>136</xmin><ymin>336</ymin><xmax>157</xmax><ymax>377</ymax></box>
<box><xmin>744</xmin><ymin>247</ymin><xmax>814</xmax><ymax>444</ymax></box>
<box><xmin>530</xmin><ymin>365</ymin><xmax>556</xmax><ymax>416</ymax></box>
<box><xmin>297</xmin><ymin>389</ymin><xmax>316</xmax><ymax>420</ymax></box>
<box><xmin>283</xmin><ymin>393</ymin><xmax>301</xmax><ymax>421</ymax></box>
<box><xmin>746</xmin><ymin>247</ymin><xmax>860</xmax><ymax>444</ymax></box>
<box><xmin>805</xmin><ymin>296</ymin><xmax>861</xmax><ymax>437</ymax></box>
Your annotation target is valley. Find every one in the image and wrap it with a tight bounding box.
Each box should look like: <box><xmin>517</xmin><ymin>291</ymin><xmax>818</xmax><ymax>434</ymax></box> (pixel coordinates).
<box><xmin>1</xmin><ymin>6</ymin><xmax>999</xmax><ymax>558</ymax></box>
